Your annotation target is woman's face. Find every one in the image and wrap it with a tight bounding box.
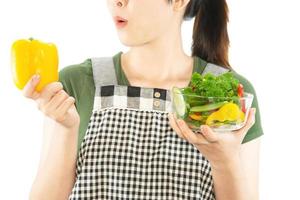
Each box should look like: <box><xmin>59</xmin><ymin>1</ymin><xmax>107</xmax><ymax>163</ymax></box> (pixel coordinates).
<box><xmin>106</xmin><ymin>0</ymin><xmax>184</xmax><ymax>47</ymax></box>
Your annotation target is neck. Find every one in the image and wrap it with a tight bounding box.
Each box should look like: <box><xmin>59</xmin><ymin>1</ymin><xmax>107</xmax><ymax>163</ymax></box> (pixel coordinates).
<box><xmin>122</xmin><ymin>29</ymin><xmax>194</xmax><ymax>87</ymax></box>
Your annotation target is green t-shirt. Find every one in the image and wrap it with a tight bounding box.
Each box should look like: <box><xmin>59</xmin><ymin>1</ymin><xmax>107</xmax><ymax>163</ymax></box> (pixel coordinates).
<box><xmin>59</xmin><ymin>51</ymin><xmax>264</xmax><ymax>152</ymax></box>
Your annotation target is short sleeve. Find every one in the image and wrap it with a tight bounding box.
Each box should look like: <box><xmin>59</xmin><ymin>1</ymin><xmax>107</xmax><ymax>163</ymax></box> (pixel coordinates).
<box><xmin>58</xmin><ymin>59</ymin><xmax>93</xmax><ymax>109</ymax></box>
<box><xmin>59</xmin><ymin>66</ymin><xmax>75</xmax><ymax>98</ymax></box>
<box><xmin>59</xmin><ymin>67</ymin><xmax>79</xmax><ymax>112</ymax></box>
<box><xmin>232</xmin><ymin>71</ymin><xmax>264</xmax><ymax>144</ymax></box>
<box><xmin>57</xmin><ymin>59</ymin><xmax>95</xmax><ymax>152</ymax></box>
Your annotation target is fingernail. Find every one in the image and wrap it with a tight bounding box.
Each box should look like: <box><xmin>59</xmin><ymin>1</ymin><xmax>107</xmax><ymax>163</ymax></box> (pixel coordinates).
<box><xmin>253</xmin><ymin>108</ymin><xmax>256</xmax><ymax>114</ymax></box>
<box><xmin>33</xmin><ymin>74</ymin><xmax>40</xmax><ymax>81</ymax></box>
<box><xmin>177</xmin><ymin>119</ymin><xmax>183</xmax><ymax>126</ymax></box>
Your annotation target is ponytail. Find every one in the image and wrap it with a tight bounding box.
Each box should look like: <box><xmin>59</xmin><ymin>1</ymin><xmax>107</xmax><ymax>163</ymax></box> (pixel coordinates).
<box><xmin>183</xmin><ymin>0</ymin><xmax>231</xmax><ymax>68</ymax></box>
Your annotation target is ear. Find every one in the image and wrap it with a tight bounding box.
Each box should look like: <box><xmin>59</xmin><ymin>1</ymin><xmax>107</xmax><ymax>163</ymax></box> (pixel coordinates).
<box><xmin>172</xmin><ymin>0</ymin><xmax>191</xmax><ymax>12</ymax></box>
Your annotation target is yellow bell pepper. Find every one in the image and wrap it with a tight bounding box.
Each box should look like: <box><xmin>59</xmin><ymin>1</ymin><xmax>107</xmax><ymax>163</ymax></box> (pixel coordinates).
<box><xmin>11</xmin><ymin>38</ymin><xmax>58</xmax><ymax>92</ymax></box>
<box><xmin>206</xmin><ymin>102</ymin><xmax>245</xmax><ymax>125</ymax></box>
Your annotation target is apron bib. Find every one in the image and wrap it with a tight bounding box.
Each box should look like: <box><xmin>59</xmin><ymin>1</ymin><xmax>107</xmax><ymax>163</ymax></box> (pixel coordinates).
<box><xmin>69</xmin><ymin>57</ymin><xmax>229</xmax><ymax>199</ymax></box>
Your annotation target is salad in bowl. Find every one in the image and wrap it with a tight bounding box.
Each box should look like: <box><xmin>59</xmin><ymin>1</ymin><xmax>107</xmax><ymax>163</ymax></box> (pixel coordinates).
<box><xmin>171</xmin><ymin>72</ymin><xmax>254</xmax><ymax>132</ymax></box>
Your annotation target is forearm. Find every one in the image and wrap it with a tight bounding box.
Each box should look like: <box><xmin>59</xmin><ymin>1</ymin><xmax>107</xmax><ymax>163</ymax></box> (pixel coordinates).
<box><xmin>29</xmin><ymin>117</ymin><xmax>78</xmax><ymax>200</ymax></box>
<box><xmin>211</xmin><ymin>158</ymin><xmax>258</xmax><ymax>200</ymax></box>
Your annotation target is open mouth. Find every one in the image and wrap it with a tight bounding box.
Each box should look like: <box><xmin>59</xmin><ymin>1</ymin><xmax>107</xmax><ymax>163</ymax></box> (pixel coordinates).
<box><xmin>114</xmin><ymin>16</ymin><xmax>128</xmax><ymax>28</ymax></box>
<box><xmin>117</xmin><ymin>19</ymin><xmax>127</xmax><ymax>23</ymax></box>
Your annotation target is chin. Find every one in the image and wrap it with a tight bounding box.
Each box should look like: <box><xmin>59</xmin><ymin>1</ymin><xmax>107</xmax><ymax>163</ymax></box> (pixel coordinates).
<box><xmin>118</xmin><ymin>36</ymin><xmax>149</xmax><ymax>47</ymax></box>
<box><xmin>120</xmin><ymin>39</ymin><xmax>146</xmax><ymax>47</ymax></box>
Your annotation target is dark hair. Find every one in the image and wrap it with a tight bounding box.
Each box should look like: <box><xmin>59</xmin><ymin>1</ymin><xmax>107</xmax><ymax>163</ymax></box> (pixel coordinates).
<box><xmin>168</xmin><ymin>0</ymin><xmax>231</xmax><ymax>68</ymax></box>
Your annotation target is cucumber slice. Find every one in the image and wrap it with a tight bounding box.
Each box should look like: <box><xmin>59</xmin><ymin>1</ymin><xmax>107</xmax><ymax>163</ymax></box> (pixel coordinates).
<box><xmin>190</xmin><ymin>101</ymin><xmax>228</xmax><ymax>112</ymax></box>
<box><xmin>172</xmin><ymin>87</ymin><xmax>187</xmax><ymax>118</ymax></box>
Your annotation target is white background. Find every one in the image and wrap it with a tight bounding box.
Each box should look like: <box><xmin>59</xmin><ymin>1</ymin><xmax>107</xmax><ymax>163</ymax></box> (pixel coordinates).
<box><xmin>0</xmin><ymin>0</ymin><xmax>299</xmax><ymax>199</ymax></box>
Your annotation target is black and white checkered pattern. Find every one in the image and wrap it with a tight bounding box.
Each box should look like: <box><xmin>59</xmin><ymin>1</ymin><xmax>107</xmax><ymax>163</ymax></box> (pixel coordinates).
<box><xmin>68</xmin><ymin>85</ymin><xmax>215</xmax><ymax>199</ymax></box>
<box><xmin>93</xmin><ymin>85</ymin><xmax>172</xmax><ymax>112</ymax></box>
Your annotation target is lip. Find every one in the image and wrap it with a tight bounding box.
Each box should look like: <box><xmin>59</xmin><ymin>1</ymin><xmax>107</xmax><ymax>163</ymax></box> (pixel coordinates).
<box><xmin>114</xmin><ymin>16</ymin><xmax>128</xmax><ymax>29</ymax></box>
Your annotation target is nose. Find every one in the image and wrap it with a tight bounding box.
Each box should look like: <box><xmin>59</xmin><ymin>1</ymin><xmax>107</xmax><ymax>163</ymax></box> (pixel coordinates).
<box><xmin>115</xmin><ymin>0</ymin><xmax>127</xmax><ymax>7</ymax></box>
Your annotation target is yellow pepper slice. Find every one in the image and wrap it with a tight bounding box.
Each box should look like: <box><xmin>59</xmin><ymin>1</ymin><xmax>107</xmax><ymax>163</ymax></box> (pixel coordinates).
<box><xmin>206</xmin><ymin>102</ymin><xmax>245</xmax><ymax>125</ymax></box>
<box><xmin>11</xmin><ymin>38</ymin><xmax>58</xmax><ymax>92</ymax></box>
<box><xmin>206</xmin><ymin>112</ymin><xmax>221</xmax><ymax>125</ymax></box>
<box><xmin>218</xmin><ymin>102</ymin><xmax>245</xmax><ymax>121</ymax></box>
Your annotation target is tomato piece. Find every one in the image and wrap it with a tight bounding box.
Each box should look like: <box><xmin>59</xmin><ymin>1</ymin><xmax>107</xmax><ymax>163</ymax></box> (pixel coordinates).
<box><xmin>237</xmin><ymin>83</ymin><xmax>244</xmax><ymax>97</ymax></box>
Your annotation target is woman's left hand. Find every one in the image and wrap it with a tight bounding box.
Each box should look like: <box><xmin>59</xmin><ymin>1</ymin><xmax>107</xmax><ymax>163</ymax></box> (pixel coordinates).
<box><xmin>168</xmin><ymin>108</ymin><xmax>256</xmax><ymax>168</ymax></box>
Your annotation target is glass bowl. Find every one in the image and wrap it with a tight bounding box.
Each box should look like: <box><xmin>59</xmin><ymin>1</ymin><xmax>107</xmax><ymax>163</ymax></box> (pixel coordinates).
<box><xmin>171</xmin><ymin>87</ymin><xmax>254</xmax><ymax>133</ymax></box>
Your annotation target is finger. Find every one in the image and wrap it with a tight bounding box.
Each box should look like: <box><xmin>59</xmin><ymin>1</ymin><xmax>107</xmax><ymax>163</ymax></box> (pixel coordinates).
<box><xmin>177</xmin><ymin>119</ymin><xmax>210</xmax><ymax>145</ymax></box>
<box><xmin>236</xmin><ymin>108</ymin><xmax>256</xmax><ymax>139</ymax></box>
<box><xmin>53</xmin><ymin>97</ymin><xmax>75</xmax><ymax>122</ymax></box>
<box><xmin>22</xmin><ymin>74</ymin><xmax>41</xmax><ymax>100</ymax></box>
<box><xmin>168</xmin><ymin>113</ymin><xmax>186</xmax><ymax>140</ymax></box>
<box><xmin>200</xmin><ymin>125</ymin><xmax>219</xmax><ymax>143</ymax></box>
<box><xmin>39</xmin><ymin>82</ymin><xmax>63</xmax><ymax>103</ymax></box>
<box><xmin>44</xmin><ymin>90</ymin><xmax>69</xmax><ymax>111</ymax></box>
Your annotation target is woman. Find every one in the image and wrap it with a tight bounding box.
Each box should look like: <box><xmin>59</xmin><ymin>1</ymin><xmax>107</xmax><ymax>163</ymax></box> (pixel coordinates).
<box><xmin>24</xmin><ymin>0</ymin><xmax>263</xmax><ymax>199</ymax></box>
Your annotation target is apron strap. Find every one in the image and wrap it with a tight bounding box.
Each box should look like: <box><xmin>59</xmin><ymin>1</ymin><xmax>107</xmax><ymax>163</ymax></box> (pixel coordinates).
<box><xmin>91</xmin><ymin>57</ymin><xmax>118</xmax><ymax>95</ymax></box>
<box><xmin>91</xmin><ymin>57</ymin><xmax>118</xmax><ymax>86</ymax></box>
<box><xmin>202</xmin><ymin>62</ymin><xmax>230</xmax><ymax>76</ymax></box>
<box><xmin>91</xmin><ymin>57</ymin><xmax>118</xmax><ymax>94</ymax></box>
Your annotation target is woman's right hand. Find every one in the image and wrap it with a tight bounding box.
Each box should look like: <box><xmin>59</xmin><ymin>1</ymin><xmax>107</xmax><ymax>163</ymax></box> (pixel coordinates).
<box><xmin>22</xmin><ymin>74</ymin><xmax>80</xmax><ymax>130</ymax></box>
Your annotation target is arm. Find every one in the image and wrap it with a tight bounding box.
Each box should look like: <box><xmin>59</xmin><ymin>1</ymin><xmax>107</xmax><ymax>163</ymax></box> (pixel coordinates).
<box><xmin>29</xmin><ymin>117</ymin><xmax>78</xmax><ymax>200</ymax></box>
<box><xmin>212</xmin><ymin>137</ymin><xmax>261</xmax><ymax>200</ymax></box>
<box><xmin>169</xmin><ymin>107</ymin><xmax>261</xmax><ymax>200</ymax></box>
<box><xmin>22</xmin><ymin>75</ymin><xmax>80</xmax><ymax>199</ymax></box>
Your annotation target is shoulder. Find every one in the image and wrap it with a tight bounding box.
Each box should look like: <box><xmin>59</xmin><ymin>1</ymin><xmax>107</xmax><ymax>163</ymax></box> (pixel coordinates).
<box><xmin>59</xmin><ymin>58</ymin><xmax>92</xmax><ymax>81</ymax></box>
<box><xmin>230</xmin><ymin>69</ymin><xmax>257</xmax><ymax>95</ymax></box>
<box><xmin>58</xmin><ymin>58</ymin><xmax>94</xmax><ymax>101</ymax></box>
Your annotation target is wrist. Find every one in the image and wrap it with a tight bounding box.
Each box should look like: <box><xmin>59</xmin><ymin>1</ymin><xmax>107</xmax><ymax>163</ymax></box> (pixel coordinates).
<box><xmin>210</xmin><ymin>155</ymin><xmax>242</xmax><ymax>172</ymax></box>
<box><xmin>59</xmin><ymin>124</ymin><xmax>80</xmax><ymax>137</ymax></box>
<box><xmin>44</xmin><ymin>116</ymin><xmax>79</xmax><ymax>136</ymax></box>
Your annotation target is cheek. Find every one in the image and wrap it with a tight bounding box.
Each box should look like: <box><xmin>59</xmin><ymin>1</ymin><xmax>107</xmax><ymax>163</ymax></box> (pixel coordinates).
<box><xmin>134</xmin><ymin>2</ymin><xmax>171</xmax><ymax>33</ymax></box>
<box><xmin>134</xmin><ymin>17</ymin><xmax>162</xmax><ymax>39</ymax></box>
<box><xmin>119</xmin><ymin>14</ymin><xmax>170</xmax><ymax>46</ymax></box>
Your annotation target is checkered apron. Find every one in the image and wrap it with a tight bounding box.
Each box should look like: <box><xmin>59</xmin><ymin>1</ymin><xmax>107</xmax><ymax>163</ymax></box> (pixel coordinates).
<box><xmin>68</xmin><ymin>57</ymin><xmax>229</xmax><ymax>199</ymax></box>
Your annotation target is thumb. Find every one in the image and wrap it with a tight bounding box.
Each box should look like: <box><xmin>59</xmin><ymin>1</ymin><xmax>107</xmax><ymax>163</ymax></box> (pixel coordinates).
<box><xmin>236</xmin><ymin>108</ymin><xmax>256</xmax><ymax>140</ymax></box>
<box><xmin>22</xmin><ymin>74</ymin><xmax>41</xmax><ymax>100</ymax></box>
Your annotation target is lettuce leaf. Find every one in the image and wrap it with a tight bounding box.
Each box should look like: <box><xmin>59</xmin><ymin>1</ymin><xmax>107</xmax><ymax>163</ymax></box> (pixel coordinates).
<box><xmin>183</xmin><ymin>72</ymin><xmax>240</xmax><ymax>99</ymax></box>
